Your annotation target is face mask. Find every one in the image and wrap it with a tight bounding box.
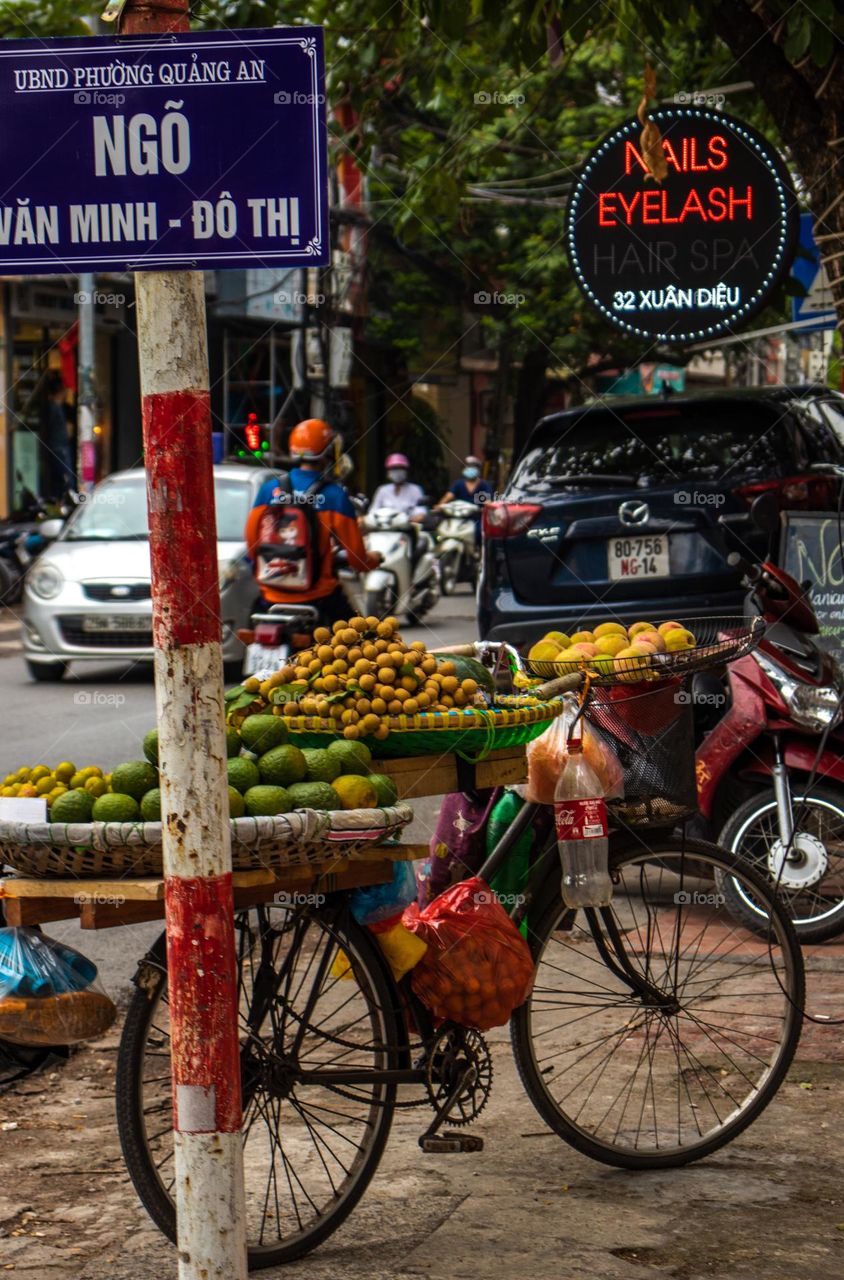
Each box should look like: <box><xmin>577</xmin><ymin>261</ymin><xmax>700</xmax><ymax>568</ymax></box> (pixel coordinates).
<box><xmin>387</xmin><ymin>469</ymin><xmax>407</xmax><ymax>484</ymax></box>
<box><xmin>463</xmin><ymin>466</ymin><xmax>480</xmax><ymax>480</ymax></box>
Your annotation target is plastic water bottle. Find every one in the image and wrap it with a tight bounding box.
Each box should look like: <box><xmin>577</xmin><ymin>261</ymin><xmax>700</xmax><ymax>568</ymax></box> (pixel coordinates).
<box><xmin>554</xmin><ymin>738</ymin><xmax>612</xmax><ymax>908</ymax></box>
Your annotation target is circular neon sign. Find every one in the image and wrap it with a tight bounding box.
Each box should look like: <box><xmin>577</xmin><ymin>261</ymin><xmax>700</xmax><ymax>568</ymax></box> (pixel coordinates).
<box><xmin>566</xmin><ymin>108</ymin><xmax>799</xmax><ymax>344</ymax></box>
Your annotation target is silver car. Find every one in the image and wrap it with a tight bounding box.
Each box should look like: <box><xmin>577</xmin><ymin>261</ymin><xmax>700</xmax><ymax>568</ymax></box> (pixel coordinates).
<box><xmin>23</xmin><ymin>464</ymin><xmax>277</xmax><ymax>681</ymax></box>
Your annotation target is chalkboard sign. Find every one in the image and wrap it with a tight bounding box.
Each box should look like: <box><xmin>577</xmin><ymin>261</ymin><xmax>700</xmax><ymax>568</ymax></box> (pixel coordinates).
<box><xmin>781</xmin><ymin>512</ymin><xmax>844</xmax><ymax>659</ymax></box>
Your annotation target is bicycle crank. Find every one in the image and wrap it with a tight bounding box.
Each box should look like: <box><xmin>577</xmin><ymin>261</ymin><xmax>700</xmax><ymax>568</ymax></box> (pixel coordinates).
<box><xmin>419</xmin><ymin>1026</ymin><xmax>492</xmax><ymax>1151</ymax></box>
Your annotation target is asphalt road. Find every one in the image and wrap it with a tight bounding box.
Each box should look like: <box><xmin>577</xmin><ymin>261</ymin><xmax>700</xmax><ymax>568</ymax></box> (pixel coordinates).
<box><xmin>0</xmin><ymin>589</ymin><xmax>476</xmax><ymax>1000</ymax></box>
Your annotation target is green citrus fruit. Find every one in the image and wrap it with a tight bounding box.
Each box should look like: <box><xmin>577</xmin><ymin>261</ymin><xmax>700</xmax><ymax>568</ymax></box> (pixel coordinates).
<box><xmin>92</xmin><ymin>793</ymin><xmax>140</xmax><ymax>822</ymax></box>
<box><xmin>111</xmin><ymin>761</ymin><xmax>159</xmax><ymax>801</ymax></box>
<box><xmin>49</xmin><ymin>789</ymin><xmax>94</xmax><ymax>823</ymax></box>
<box><xmin>258</xmin><ymin>744</ymin><xmax>307</xmax><ymax>787</ymax></box>
<box><xmin>243</xmin><ymin>785</ymin><xmax>292</xmax><ymax>817</ymax></box>
<box><xmin>240</xmin><ymin>714</ymin><xmax>288</xmax><ymax>753</ymax></box>
<box><xmin>140</xmin><ymin>788</ymin><xmax>162</xmax><ymax>821</ymax></box>
<box><xmin>227</xmin><ymin>757</ymin><xmax>261</xmax><ymax>794</ymax></box>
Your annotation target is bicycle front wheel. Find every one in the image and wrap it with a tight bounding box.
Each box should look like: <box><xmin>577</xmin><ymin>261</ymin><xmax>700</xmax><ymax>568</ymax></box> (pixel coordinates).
<box><xmin>511</xmin><ymin>837</ymin><xmax>803</xmax><ymax>1169</ymax></box>
<box><xmin>116</xmin><ymin>902</ymin><xmax>402</xmax><ymax>1269</ymax></box>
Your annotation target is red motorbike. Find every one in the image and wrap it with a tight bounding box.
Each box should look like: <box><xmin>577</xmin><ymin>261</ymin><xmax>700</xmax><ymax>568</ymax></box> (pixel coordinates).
<box><xmin>695</xmin><ymin>503</ymin><xmax>844</xmax><ymax>941</ymax></box>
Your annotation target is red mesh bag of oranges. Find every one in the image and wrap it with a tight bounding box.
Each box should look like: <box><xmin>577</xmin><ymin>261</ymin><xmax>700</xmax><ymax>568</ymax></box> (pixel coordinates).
<box><xmin>402</xmin><ymin>877</ymin><xmax>534</xmax><ymax>1030</ymax></box>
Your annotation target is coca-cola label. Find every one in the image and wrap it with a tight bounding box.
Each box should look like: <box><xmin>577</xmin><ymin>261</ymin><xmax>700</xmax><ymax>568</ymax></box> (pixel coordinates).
<box><xmin>555</xmin><ymin>798</ymin><xmax>608</xmax><ymax>841</ymax></box>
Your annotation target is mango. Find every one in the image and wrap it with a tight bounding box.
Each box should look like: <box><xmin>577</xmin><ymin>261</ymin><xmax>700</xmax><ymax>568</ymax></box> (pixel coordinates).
<box><xmin>543</xmin><ymin>630</ymin><xmax>572</xmax><ymax>649</ymax></box>
<box><xmin>628</xmin><ymin>621</ymin><xmax>656</xmax><ymax>638</ymax></box>
<box><xmin>657</xmin><ymin>620</ymin><xmax>684</xmax><ymax>637</ymax></box>
<box><xmin>529</xmin><ymin>640</ymin><xmax>561</xmax><ymax>662</ymax></box>
<box><xmin>593</xmin><ymin>622</ymin><xmax>627</xmax><ymax>639</ymax></box>
<box><xmin>636</xmin><ymin>629</ymin><xmax>666</xmax><ymax>652</ymax></box>
<box><xmin>569</xmin><ymin>630</ymin><xmax>594</xmax><ymax>646</ymax></box>
<box><xmin>595</xmin><ymin>635</ymin><xmax>627</xmax><ymax>657</ymax></box>
<box><xmin>664</xmin><ymin>628</ymin><xmax>696</xmax><ymax>651</ymax></box>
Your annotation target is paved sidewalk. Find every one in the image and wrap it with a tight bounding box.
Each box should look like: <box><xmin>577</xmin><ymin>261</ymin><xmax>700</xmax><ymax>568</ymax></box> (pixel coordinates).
<box><xmin>1</xmin><ymin>948</ymin><xmax>843</xmax><ymax>1280</ymax></box>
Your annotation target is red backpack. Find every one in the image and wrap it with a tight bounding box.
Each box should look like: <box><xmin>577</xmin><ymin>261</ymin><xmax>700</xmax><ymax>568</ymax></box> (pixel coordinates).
<box><xmin>254</xmin><ymin>474</ymin><xmax>327</xmax><ymax>593</ymax></box>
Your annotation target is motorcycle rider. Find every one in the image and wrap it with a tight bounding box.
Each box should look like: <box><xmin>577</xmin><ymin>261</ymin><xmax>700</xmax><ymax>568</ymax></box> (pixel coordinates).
<box><xmin>435</xmin><ymin>456</ymin><xmax>493</xmax><ymax>509</ymax></box>
<box><xmin>368</xmin><ymin>452</ymin><xmax>428</xmax><ymax>559</ymax></box>
<box><xmin>434</xmin><ymin>456</ymin><xmax>493</xmax><ymax>544</ymax></box>
<box><xmin>369</xmin><ymin>453</ymin><xmax>427</xmax><ymax>520</ymax></box>
<box><xmin>245</xmin><ymin>418</ymin><xmax>379</xmax><ymax>626</ymax></box>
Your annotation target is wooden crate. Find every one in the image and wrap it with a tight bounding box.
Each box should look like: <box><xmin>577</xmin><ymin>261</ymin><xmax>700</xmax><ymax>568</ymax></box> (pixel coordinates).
<box><xmin>378</xmin><ymin>745</ymin><xmax>527</xmax><ymax>800</ymax></box>
<box><xmin>0</xmin><ymin>843</ymin><xmax>427</xmax><ymax>930</ymax></box>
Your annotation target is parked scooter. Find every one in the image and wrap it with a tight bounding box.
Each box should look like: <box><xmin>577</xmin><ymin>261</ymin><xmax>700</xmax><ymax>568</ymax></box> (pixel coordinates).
<box><xmin>360</xmin><ymin>507</ymin><xmax>441</xmax><ymax>623</ymax></box>
<box><xmin>694</xmin><ymin>495</ymin><xmax>844</xmax><ymax>941</ymax></box>
<box><xmin>434</xmin><ymin>499</ymin><xmax>480</xmax><ymax>594</ymax></box>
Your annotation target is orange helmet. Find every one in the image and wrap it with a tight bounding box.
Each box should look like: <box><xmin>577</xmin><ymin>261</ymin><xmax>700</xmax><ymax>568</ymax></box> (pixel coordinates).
<box><xmin>288</xmin><ymin>418</ymin><xmax>335</xmax><ymax>461</ymax></box>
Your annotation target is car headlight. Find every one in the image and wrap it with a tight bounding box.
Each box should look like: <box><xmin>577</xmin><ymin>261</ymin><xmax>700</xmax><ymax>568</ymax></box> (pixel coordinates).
<box><xmin>28</xmin><ymin>563</ymin><xmax>63</xmax><ymax>600</ymax></box>
<box><xmin>755</xmin><ymin>652</ymin><xmax>843</xmax><ymax>731</ymax></box>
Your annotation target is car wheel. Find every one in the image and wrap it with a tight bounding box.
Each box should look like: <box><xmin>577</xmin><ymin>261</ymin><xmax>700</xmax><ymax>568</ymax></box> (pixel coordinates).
<box><xmin>25</xmin><ymin>659</ymin><xmax>66</xmax><ymax>683</ymax></box>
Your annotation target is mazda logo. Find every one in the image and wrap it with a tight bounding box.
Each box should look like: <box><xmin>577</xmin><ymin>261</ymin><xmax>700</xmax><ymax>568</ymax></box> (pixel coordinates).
<box><xmin>619</xmin><ymin>500</ymin><xmax>649</xmax><ymax>527</ymax></box>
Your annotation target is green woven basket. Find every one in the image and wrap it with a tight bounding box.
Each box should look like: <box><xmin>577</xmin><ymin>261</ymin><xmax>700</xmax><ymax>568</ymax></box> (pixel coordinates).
<box><xmin>286</xmin><ymin>700</ymin><xmax>564</xmax><ymax>759</ymax></box>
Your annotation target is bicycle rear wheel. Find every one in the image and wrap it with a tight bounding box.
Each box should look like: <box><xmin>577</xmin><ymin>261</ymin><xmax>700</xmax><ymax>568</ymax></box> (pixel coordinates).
<box><xmin>511</xmin><ymin>837</ymin><xmax>803</xmax><ymax>1169</ymax></box>
<box><xmin>116</xmin><ymin>902</ymin><xmax>402</xmax><ymax>1269</ymax></box>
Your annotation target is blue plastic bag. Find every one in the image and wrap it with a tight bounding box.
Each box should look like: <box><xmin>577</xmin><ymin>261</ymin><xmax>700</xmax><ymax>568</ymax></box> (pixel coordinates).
<box><xmin>0</xmin><ymin>927</ymin><xmax>98</xmax><ymax>998</ymax></box>
<box><xmin>350</xmin><ymin>861</ymin><xmax>418</xmax><ymax>925</ymax></box>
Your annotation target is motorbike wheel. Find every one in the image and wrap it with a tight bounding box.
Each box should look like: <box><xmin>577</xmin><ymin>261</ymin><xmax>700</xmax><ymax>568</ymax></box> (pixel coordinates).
<box><xmin>439</xmin><ymin>551</ymin><xmax>459</xmax><ymax>595</ymax></box>
<box><xmin>0</xmin><ymin>560</ymin><xmax>15</xmax><ymax>606</ymax></box>
<box><xmin>716</xmin><ymin>784</ymin><xmax>844</xmax><ymax>942</ymax></box>
<box><xmin>364</xmin><ymin>586</ymin><xmax>395</xmax><ymax>620</ymax></box>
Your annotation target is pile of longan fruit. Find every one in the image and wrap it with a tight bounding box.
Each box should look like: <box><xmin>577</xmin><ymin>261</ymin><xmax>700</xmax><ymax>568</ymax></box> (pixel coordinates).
<box><xmin>243</xmin><ymin>616</ymin><xmax>482</xmax><ymax>740</ymax></box>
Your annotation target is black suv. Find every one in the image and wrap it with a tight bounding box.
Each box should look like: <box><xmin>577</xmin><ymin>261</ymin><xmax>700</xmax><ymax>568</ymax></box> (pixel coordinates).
<box><xmin>478</xmin><ymin>387</ymin><xmax>844</xmax><ymax>645</ymax></box>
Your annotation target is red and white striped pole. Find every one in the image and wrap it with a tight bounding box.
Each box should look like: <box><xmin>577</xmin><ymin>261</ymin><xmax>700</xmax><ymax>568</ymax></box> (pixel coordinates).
<box><xmin>122</xmin><ymin>5</ymin><xmax>247</xmax><ymax>1278</ymax></box>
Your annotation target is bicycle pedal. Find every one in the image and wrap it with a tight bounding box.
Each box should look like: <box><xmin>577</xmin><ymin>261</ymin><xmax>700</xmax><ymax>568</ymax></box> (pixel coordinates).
<box><xmin>420</xmin><ymin>1132</ymin><xmax>484</xmax><ymax>1154</ymax></box>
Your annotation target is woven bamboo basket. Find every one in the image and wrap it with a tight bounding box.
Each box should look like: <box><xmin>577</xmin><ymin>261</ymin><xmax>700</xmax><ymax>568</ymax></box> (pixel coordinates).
<box><xmin>0</xmin><ymin>803</ymin><xmax>413</xmax><ymax>879</ymax></box>
<box><xmin>284</xmin><ymin>699</ymin><xmax>565</xmax><ymax>759</ymax></box>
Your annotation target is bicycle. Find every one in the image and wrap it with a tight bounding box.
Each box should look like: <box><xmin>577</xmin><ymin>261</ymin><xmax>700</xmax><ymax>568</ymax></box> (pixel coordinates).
<box><xmin>116</xmin><ymin>803</ymin><xmax>804</xmax><ymax>1268</ymax></box>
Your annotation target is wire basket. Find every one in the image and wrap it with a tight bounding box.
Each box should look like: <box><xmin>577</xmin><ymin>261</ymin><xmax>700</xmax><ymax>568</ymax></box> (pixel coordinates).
<box><xmin>585</xmin><ymin>679</ymin><xmax>697</xmax><ymax>827</ymax></box>
<box><xmin>525</xmin><ymin>616</ymin><xmax>764</xmax><ymax>686</ymax></box>
<box><xmin>0</xmin><ymin>804</ymin><xmax>413</xmax><ymax>879</ymax></box>
<box><xmin>285</xmin><ymin>699</ymin><xmax>566</xmax><ymax>759</ymax></box>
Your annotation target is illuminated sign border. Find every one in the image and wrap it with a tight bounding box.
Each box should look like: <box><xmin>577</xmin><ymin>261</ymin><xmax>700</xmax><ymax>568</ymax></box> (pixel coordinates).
<box><xmin>566</xmin><ymin>108</ymin><xmax>798</xmax><ymax>345</ymax></box>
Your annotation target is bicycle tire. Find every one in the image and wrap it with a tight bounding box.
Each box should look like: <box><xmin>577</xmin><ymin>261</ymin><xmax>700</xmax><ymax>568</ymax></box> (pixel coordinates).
<box><xmin>116</xmin><ymin>903</ymin><xmax>403</xmax><ymax>1269</ymax></box>
<box><xmin>511</xmin><ymin>836</ymin><xmax>804</xmax><ymax>1170</ymax></box>
<box><xmin>717</xmin><ymin>785</ymin><xmax>844</xmax><ymax>942</ymax></box>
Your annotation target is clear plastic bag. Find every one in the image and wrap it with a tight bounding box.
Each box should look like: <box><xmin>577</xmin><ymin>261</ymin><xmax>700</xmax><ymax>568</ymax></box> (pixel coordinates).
<box><xmin>402</xmin><ymin>876</ymin><xmax>534</xmax><ymax>1031</ymax></box>
<box><xmin>349</xmin><ymin>860</ymin><xmax>418</xmax><ymax>925</ymax></box>
<box><xmin>0</xmin><ymin>927</ymin><xmax>116</xmax><ymax>1046</ymax></box>
<box><xmin>525</xmin><ymin>697</ymin><xmax>624</xmax><ymax>804</ymax></box>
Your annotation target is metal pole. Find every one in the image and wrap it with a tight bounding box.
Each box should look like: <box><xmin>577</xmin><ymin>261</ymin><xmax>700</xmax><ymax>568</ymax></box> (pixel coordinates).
<box><xmin>121</xmin><ymin>4</ymin><xmax>247</xmax><ymax>1278</ymax></box>
<box><xmin>77</xmin><ymin>273</ymin><xmax>96</xmax><ymax>490</ymax></box>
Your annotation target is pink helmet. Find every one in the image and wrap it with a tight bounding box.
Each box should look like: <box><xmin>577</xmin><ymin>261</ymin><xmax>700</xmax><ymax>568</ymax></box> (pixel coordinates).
<box><xmin>386</xmin><ymin>452</ymin><xmax>409</xmax><ymax>469</ymax></box>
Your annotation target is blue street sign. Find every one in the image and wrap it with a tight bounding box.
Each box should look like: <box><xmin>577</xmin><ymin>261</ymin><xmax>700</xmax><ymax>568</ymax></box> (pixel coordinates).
<box><xmin>792</xmin><ymin>212</ymin><xmax>836</xmax><ymax>331</ymax></box>
<box><xmin>0</xmin><ymin>27</ymin><xmax>329</xmax><ymax>273</ymax></box>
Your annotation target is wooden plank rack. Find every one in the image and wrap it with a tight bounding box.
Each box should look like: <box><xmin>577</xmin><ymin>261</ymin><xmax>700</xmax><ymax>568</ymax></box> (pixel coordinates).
<box><xmin>0</xmin><ymin>844</ymin><xmax>427</xmax><ymax>930</ymax></box>
<box><xmin>380</xmin><ymin>745</ymin><xmax>527</xmax><ymax>799</ymax></box>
